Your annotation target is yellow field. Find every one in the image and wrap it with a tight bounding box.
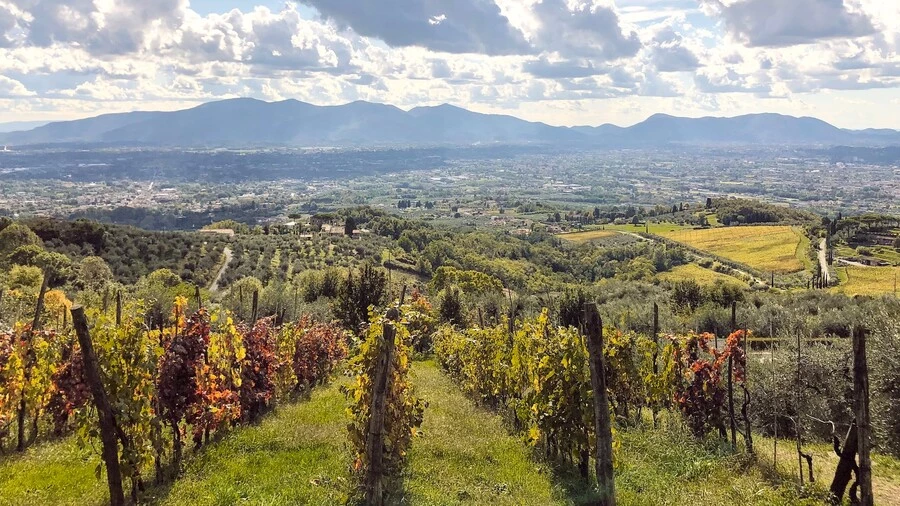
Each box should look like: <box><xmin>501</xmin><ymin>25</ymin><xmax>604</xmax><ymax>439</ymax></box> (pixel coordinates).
<box><xmin>832</xmin><ymin>266</ymin><xmax>900</xmax><ymax>297</ymax></box>
<box><xmin>605</xmin><ymin>222</ymin><xmax>692</xmax><ymax>235</ymax></box>
<box><xmin>658</xmin><ymin>264</ymin><xmax>745</xmax><ymax>286</ymax></box>
<box><xmin>557</xmin><ymin>229</ymin><xmax>619</xmax><ymax>243</ymax></box>
<box><xmin>658</xmin><ymin>226</ymin><xmax>805</xmax><ymax>274</ymax></box>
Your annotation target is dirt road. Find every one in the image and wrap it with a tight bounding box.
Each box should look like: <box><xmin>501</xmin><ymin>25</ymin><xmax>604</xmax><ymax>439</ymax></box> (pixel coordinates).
<box><xmin>208</xmin><ymin>247</ymin><xmax>233</xmax><ymax>294</ymax></box>
<box><xmin>818</xmin><ymin>238</ymin><xmax>829</xmax><ymax>283</ymax></box>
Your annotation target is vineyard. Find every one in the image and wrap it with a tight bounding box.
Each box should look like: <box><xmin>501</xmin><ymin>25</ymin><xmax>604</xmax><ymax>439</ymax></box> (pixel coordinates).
<box><xmin>1</xmin><ymin>211</ymin><xmax>899</xmax><ymax>506</ymax></box>
<box><xmin>832</xmin><ymin>266</ymin><xmax>900</xmax><ymax>297</ymax></box>
<box><xmin>657</xmin><ymin>225</ymin><xmax>807</xmax><ymax>274</ymax></box>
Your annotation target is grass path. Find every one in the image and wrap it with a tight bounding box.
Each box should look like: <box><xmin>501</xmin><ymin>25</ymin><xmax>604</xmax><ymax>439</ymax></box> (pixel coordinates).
<box><xmin>153</xmin><ymin>379</ymin><xmax>351</xmax><ymax>506</ymax></box>
<box><xmin>0</xmin><ymin>436</ymin><xmax>107</xmax><ymax>506</ymax></box>
<box><xmin>0</xmin><ymin>379</ymin><xmax>352</xmax><ymax>506</ymax></box>
<box><xmin>403</xmin><ymin>360</ymin><xmax>562</xmax><ymax>505</ymax></box>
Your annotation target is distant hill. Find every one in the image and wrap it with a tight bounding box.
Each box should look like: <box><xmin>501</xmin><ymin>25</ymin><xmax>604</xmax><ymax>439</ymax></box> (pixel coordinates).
<box><xmin>2</xmin><ymin>98</ymin><xmax>898</xmax><ymax>147</ymax></box>
<box><xmin>0</xmin><ymin>120</ymin><xmax>49</xmax><ymax>134</ymax></box>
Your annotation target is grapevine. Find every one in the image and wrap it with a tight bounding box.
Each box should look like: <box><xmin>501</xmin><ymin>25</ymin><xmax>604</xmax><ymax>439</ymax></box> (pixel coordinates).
<box><xmin>344</xmin><ymin>310</ymin><xmax>425</xmax><ymax>489</ymax></box>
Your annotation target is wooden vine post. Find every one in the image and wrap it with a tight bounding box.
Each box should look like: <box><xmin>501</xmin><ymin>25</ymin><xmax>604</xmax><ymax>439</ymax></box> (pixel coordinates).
<box><xmin>18</xmin><ymin>273</ymin><xmax>48</xmax><ymax>452</ymax></box>
<box><xmin>771</xmin><ymin>319</ymin><xmax>778</xmax><ymax>469</ymax></box>
<box><xmin>584</xmin><ymin>303</ymin><xmax>616</xmax><ymax>506</ymax></box>
<box><xmin>795</xmin><ymin>327</ymin><xmax>807</xmax><ymax>485</ymax></box>
<box><xmin>71</xmin><ymin>306</ymin><xmax>126</xmax><ymax>506</ymax></box>
<box><xmin>853</xmin><ymin>327</ymin><xmax>873</xmax><ymax>506</ymax></box>
<box><xmin>651</xmin><ymin>302</ymin><xmax>659</xmax><ymax>427</ymax></box>
<box><xmin>743</xmin><ymin>326</ymin><xmax>753</xmax><ymax>454</ymax></box>
<box><xmin>251</xmin><ymin>290</ymin><xmax>259</xmax><ymax>325</ymax></box>
<box><xmin>728</xmin><ymin>301</ymin><xmax>737</xmax><ymax>451</ymax></box>
<box><xmin>115</xmin><ymin>290</ymin><xmax>122</xmax><ymax>327</ymax></box>
<box><xmin>364</xmin><ymin>307</ymin><xmax>399</xmax><ymax>506</ymax></box>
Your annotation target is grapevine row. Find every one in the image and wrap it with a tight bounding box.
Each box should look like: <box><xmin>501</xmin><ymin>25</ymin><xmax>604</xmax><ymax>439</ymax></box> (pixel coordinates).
<box><xmin>433</xmin><ymin>308</ymin><xmax>751</xmax><ymax>477</ymax></box>
<box><xmin>0</xmin><ymin>292</ymin><xmax>347</xmax><ymax>499</ymax></box>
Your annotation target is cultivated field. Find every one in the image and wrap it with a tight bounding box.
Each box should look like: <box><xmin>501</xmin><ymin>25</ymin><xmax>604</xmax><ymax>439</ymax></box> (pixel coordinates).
<box><xmin>606</xmin><ymin>222</ymin><xmax>693</xmax><ymax>235</ymax></box>
<box><xmin>658</xmin><ymin>226</ymin><xmax>806</xmax><ymax>274</ymax></box>
<box><xmin>557</xmin><ymin>229</ymin><xmax>619</xmax><ymax>243</ymax></box>
<box><xmin>658</xmin><ymin>263</ymin><xmax>746</xmax><ymax>286</ymax></box>
<box><xmin>832</xmin><ymin>266</ymin><xmax>900</xmax><ymax>297</ymax></box>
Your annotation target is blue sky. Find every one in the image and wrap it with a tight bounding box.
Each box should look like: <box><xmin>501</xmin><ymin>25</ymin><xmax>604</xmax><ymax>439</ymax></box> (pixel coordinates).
<box><xmin>0</xmin><ymin>0</ymin><xmax>898</xmax><ymax>128</ymax></box>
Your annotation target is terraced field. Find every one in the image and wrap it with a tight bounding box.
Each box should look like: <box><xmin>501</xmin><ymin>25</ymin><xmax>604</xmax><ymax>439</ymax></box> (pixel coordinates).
<box><xmin>832</xmin><ymin>266</ymin><xmax>900</xmax><ymax>297</ymax></box>
<box><xmin>657</xmin><ymin>226</ymin><xmax>806</xmax><ymax>274</ymax></box>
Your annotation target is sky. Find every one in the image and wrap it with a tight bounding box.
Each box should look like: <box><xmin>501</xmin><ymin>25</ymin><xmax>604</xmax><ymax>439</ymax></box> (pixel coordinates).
<box><xmin>0</xmin><ymin>0</ymin><xmax>898</xmax><ymax>129</ymax></box>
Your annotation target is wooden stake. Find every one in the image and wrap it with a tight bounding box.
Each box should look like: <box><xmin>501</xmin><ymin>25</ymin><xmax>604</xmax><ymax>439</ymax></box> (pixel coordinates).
<box><xmin>71</xmin><ymin>306</ymin><xmax>126</xmax><ymax>506</ymax></box>
<box><xmin>18</xmin><ymin>274</ymin><xmax>48</xmax><ymax>452</ymax></box>
<box><xmin>853</xmin><ymin>327</ymin><xmax>873</xmax><ymax>506</ymax></box>
<box><xmin>584</xmin><ymin>303</ymin><xmax>616</xmax><ymax>505</ymax></box>
<box><xmin>365</xmin><ymin>308</ymin><xmax>398</xmax><ymax>506</ymax></box>
<box><xmin>251</xmin><ymin>290</ymin><xmax>259</xmax><ymax>325</ymax></box>
<box><xmin>115</xmin><ymin>290</ymin><xmax>122</xmax><ymax>327</ymax></box>
<box><xmin>651</xmin><ymin>302</ymin><xmax>659</xmax><ymax>427</ymax></box>
<box><xmin>728</xmin><ymin>356</ymin><xmax>736</xmax><ymax>451</ymax></box>
<box><xmin>771</xmin><ymin>319</ymin><xmax>777</xmax><ymax>469</ymax></box>
<box><xmin>796</xmin><ymin>328</ymin><xmax>804</xmax><ymax>486</ymax></box>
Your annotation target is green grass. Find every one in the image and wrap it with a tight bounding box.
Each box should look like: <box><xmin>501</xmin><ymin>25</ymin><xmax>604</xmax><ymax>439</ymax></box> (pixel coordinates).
<box><xmin>796</xmin><ymin>232</ymin><xmax>814</xmax><ymax>271</ymax></box>
<box><xmin>658</xmin><ymin>263</ymin><xmax>746</xmax><ymax>286</ymax></box>
<box><xmin>0</xmin><ymin>379</ymin><xmax>353</xmax><ymax>506</ymax></box>
<box><xmin>871</xmin><ymin>246</ymin><xmax>900</xmax><ymax>266</ymax></box>
<box><xmin>407</xmin><ymin>362</ymin><xmax>837</xmax><ymax>506</ymax></box>
<box><xmin>615</xmin><ymin>425</ymin><xmax>821</xmax><ymax>505</ymax></box>
<box><xmin>658</xmin><ymin>226</ymin><xmax>806</xmax><ymax>274</ymax></box>
<box><xmin>155</xmin><ymin>379</ymin><xmax>351</xmax><ymax>506</ymax></box>
<box><xmin>754</xmin><ymin>435</ymin><xmax>900</xmax><ymax>505</ymax></box>
<box><xmin>835</xmin><ymin>244</ymin><xmax>900</xmax><ymax>266</ymax></box>
<box><xmin>0</xmin><ymin>437</ymin><xmax>107</xmax><ymax>506</ymax></box>
<box><xmin>404</xmin><ymin>360</ymin><xmax>561</xmax><ymax>505</ymax></box>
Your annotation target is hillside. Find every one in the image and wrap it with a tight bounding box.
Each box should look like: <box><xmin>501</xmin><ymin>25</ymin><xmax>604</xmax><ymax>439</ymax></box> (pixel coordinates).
<box><xmin>1</xmin><ymin>202</ymin><xmax>899</xmax><ymax>506</ymax></box>
<box><xmin>3</xmin><ymin>98</ymin><xmax>898</xmax><ymax>147</ymax></box>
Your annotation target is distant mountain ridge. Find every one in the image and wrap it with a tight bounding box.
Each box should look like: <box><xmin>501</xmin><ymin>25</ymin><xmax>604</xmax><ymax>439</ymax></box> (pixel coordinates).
<box><xmin>2</xmin><ymin>98</ymin><xmax>898</xmax><ymax>147</ymax></box>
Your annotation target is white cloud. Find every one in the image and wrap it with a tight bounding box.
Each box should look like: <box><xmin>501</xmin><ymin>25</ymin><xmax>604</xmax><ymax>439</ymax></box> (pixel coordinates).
<box><xmin>299</xmin><ymin>0</ymin><xmax>531</xmax><ymax>55</ymax></box>
<box><xmin>0</xmin><ymin>74</ymin><xmax>34</xmax><ymax>96</ymax></box>
<box><xmin>702</xmin><ymin>0</ymin><xmax>876</xmax><ymax>47</ymax></box>
<box><xmin>0</xmin><ymin>0</ymin><xmax>897</xmax><ymax>129</ymax></box>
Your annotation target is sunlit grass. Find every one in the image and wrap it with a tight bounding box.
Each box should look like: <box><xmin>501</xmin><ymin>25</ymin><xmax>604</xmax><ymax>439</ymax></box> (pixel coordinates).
<box><xmin>658</xmin><ymin>263</ymin><xmax>746</xmax><ymax>286</ymax></box>
<box><xmin>606</xmin><ymin>222</ymin><xmax>694</xmax><ymax>235</ymax></box>
<box><xmin>0</xmin><ymin>379</ymin><xmax>353</xmax><ymax>506</ymax></box>
<box><xmin>557</xmin><ymin>229</ymin><xmax>619</xmax><ymax>243</ymax></box>
<box><xmin>404</xmin><ymin>360</ymin><xmax>562</xmax><ymax>505</ymax></box>
<box><xmin>832</xmin><ymin>266</ymin><xmax>900</xmax><ymax>296</ymax></box>
<box><xmin>658</xmin><ymin>226</ymin><xmax>805</xmax><ymax>273</ymax></box>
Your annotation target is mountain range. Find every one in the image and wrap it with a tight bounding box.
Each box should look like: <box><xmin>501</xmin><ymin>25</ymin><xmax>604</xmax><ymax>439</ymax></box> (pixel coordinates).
<box><xmin>2</xmin><ymin>98</ymin><xmax>898</xmax><ymax>147</ymax></box>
